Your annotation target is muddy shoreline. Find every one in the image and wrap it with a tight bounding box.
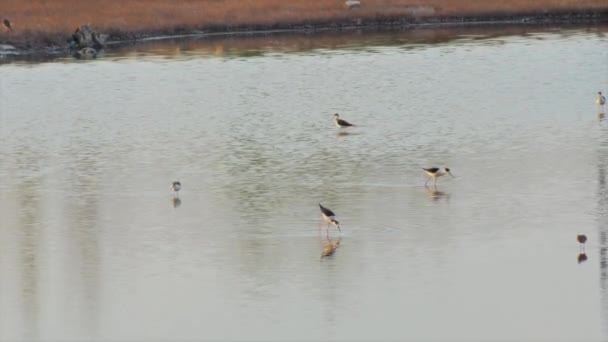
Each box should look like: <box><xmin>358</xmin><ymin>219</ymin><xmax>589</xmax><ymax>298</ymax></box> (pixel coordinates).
<box><xmin>1</xmin><ymin>10</ymin><xmax>607</xmax><ymax>58</ymax></box>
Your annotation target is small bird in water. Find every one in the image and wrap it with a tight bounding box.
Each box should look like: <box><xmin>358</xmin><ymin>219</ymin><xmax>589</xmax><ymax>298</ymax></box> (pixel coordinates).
<box><xmin>334</xmin><ymin>113</ymin><xmax>354</xmax><ymax>128</ymax></box>
<box><xmin>170</xmin><ymin>181</ymin><xmax>181</xmax><ymax>197</ymax></box>
<box><xmin>319</xmin><ymin>203</ymin><xmax>341</xmax><ymax>236</ymax></box>
<box><xmin>577</xmin><ymin>234</ymin><xmax>587</xmax><ymax>252</ymax></box>
<box><xmin>321</xmin><ymin>238</ymin><xmax>341</xmax><ymax>258</ymax></box>
<box><xmin>2</xmin><ymin>18</ymin><xmax>12</xmax><ymax>32</ymax></box>
<box><xmin>597</xmin><ymin>91</ymin><xmax>606</xmax><ymax>108</ymax></box>
<box><xmin>423</xmin><ymin>167</ymin><xmax>454</xmax><ymax>187</ymax></box>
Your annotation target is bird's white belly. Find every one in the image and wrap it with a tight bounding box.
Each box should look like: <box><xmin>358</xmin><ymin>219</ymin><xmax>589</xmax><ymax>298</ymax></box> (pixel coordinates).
<box><xmin>322</xmin><ymin>214</ymin><xmax>335</xmax><ymax>223</ymax></box>
<box><xmin>426</xmin><ymin>170</ymin><xmax>446</xmax><ymax>178</ymax></box>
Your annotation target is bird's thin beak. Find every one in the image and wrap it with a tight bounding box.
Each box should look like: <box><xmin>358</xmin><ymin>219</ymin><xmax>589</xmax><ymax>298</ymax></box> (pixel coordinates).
<box><xmin>337</xmin><ymin>225</ymin><xmax>342</xmax><ymax>232</ymax></box>
<box><xmin>449</xmin><ymin>172</ymin><xmax>455</xmax><ymax>178</ymax></box>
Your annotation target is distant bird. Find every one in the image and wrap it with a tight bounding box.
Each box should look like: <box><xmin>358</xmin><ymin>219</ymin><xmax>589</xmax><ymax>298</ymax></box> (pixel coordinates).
<box><xmin>577</xmin><ymin>234</ymin><xmax>587</xmax><ymax>244</ymax></box>
<box><xmin>597</xmin><ymin>92</ymin><xmax>606</xmax><ymax>107</ymax></box>
<box><xmin>319</xmin><ymin>203</ymin><xmax>341</xmax><ymax>235</ymax></box>
<box><xmin>2</xmin><ymin>18</ymin><xmax>12</xmax><ymax>32</ymax></box>
<box><xmin>170</xmin><ymin>181</ymin><xmax>181</xmax><ymax>197</ymax></box>
<box><xmin>423</xmin><ymin>167</ymin><xmax>454</xmax><ymax>187</ymax></box>
<box><xmin>321</xmin><ymin>238</ymin><xmax>341</xmax><ymax>258</ymax></box>
<box><xmin>334</xmin><ymin>113</ymin><xmax>354</xmax><ymax>128</ymax></box>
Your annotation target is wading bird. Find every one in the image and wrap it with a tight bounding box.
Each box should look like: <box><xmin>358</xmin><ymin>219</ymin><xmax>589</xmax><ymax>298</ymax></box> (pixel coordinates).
<box><xmin>170</xmin><ymin>181</ymin><xmax>181</xmax><ymax>197</ymax></box>
<box><xmin>423</xmin><ymin>167</ymin><xmax>454</xmax><ymax>187</ymax></box>
<box><xmin>2</xmin><ymin>18</ymin><xmax>12</xmax><ymax>32</ymax></box>
<box><xmin>334</xmin><ymin>113</ymin><xmax>354</xmax><ymax>128</ymax></box>
<box><xmin>319</xmin><ymin>203</ymin><xmax>341</xmax><ymax>235</ymax></box>
<box><xmin>597</xmin><ymin>92</ymin><xmax>606</xmax><ymax>108</ymax></box>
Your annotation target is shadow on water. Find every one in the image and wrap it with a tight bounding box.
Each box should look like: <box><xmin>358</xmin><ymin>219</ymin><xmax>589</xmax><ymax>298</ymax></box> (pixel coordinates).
<box><xmin>425</xmin><ymin>185</ymin><xmax>450</xmax><ymax>202</ymax></box>
<box><xmin>336</xmin><ymin>131</ymin><xmax>361</xmax><ymax>137</ymax></box>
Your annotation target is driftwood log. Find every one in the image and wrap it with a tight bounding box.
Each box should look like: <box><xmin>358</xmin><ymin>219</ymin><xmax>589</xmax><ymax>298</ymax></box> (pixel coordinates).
<box><xmin>69</xmin><ymin>24</ymin><xmax>107</xmax><ymax>49</ymax></box>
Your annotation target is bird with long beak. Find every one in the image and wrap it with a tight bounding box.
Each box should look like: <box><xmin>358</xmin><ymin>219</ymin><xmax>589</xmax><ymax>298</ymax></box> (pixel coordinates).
<box><xmin>423</xmin><ymin>167</ymin><xmax>454</xmax><ymax>187</ymax></box>
<box><xmin>319</xmin><ymin>203</ymin><xmax>341</xmax><ymax>236</ymax></box>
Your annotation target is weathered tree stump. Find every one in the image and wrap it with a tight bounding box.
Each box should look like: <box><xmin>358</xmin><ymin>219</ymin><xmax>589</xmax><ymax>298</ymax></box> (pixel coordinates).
<box><xmin>69</xmin><ymin>24</ymin><xmax>107</xmax><ymax>49</ymax></box>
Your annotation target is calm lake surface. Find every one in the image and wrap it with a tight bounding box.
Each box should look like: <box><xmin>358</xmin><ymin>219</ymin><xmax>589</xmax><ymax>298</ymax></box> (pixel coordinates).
<box><xmin>1</xmin><ymin>25</ymin><xmax>608</xmax><ymax>341</ymax></box>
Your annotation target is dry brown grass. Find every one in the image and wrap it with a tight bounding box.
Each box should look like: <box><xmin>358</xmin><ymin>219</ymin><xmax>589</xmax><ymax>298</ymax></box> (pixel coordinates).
<box><xmin>1</xmin><ymin>0</ymin><xmax>607</xmax><ymax>45</ymax></box>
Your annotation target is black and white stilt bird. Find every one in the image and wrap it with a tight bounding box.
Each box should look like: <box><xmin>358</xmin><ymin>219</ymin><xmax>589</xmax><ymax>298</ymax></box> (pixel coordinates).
<box><xmin>423</xmin><ymin>167</ymin><xmax>454</xmax><ymax>187</ymax></box>
<box><xmin>319</xmin><ymin>203</ymin><xmax>341</xmax><ymax>234</ymax></box>
<box><xmin>597</xmin><ymin>92</ymin><xmax>606</xmax><ymax>108</ymax></box>
<box><xmin>334</xmin><ymin>113</ymin><xmax>354</xmax><ymax>128</ymax></box>
<box><xmin>170</xmin><ymin>181</ymin><xmax>181</xmax><ymax>197</ymax></box>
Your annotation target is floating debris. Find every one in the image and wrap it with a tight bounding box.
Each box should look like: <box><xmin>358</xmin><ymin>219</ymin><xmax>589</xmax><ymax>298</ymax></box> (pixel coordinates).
<box><xmin>345</xmin><ymin>0</ymin><xmax>361</xmax><ymax>10</ymax></box>
<box><xmin>74</xmin><ymin>47</ymin><xmax>97</xmax><ymax>59</ymax></box>
<box><xmin>68</xmin><ymin>24</ymin><xmax>107</xmax><ymax>49</ymax></box>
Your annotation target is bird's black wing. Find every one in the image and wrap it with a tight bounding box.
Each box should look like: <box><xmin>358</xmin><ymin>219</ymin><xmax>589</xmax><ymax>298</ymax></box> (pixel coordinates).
<box><xmin>423</xmin><ymin>168</ymin><xmax>439</xmax><ymax>173</ymax></box>
<box><xmin>337</xmin><ymin>119</ymin><xmax>353</xmax><ymax>127</ymax></box>
<box><xmin>319</xmin><ymin>203</ymin><xmax>335</xmax><ymax>217</ymax></box>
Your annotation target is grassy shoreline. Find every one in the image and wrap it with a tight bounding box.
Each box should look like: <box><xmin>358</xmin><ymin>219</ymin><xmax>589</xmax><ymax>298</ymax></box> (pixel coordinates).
<box><xmin>0</xmin><ymin>0</ymin><xmax>607</xmax><ymax>54</ymax></box>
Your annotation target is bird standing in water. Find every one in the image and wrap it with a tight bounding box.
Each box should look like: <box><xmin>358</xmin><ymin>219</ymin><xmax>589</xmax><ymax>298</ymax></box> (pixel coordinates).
<box><xmin>334</xmin><ymin>113</ymin><xmax>354</xmax><ymax>128</ymax></box>
<box><xmin>423</xmin><ymin>167</ymin><xmax>454</xmax><ymax>187</ymax></box>
<box><xmin>170</xmin><ymin>181</ymin><xmax>181</xmax><ymax>197</ymax></box>
<box><xmin>597</xmin><ymin>92</ymin><xmax>606</xmax><ymax>110</ymax></box>
<box><xmin>319</xmin><ymin>203</ymin><xmax>342</xmax><ymax>236</ymax></box>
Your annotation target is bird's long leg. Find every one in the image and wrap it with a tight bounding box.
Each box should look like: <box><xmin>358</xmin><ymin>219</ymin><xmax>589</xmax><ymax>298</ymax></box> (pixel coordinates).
<box><xmin>434</xmin><ymin>178</ymin><xmax>438</xmax><ymax>187</ymax></box>
<box><xmin>425</xmin><ymin>177</ymin><xmax>430</xmax><ymax>187</ymax></box>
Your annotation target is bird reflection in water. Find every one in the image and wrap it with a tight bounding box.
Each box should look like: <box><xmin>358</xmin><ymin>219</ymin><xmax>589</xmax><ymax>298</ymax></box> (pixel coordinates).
<box><xmin>578</xmin><ymin>253</ymin><xmax>588</xmax><ymax>264</ymax></box>
<box><xmin>321</xmin><ymin>237</ymin><xmax>341</xmax><ymax>259</ymax></box>
<box><xmin>425</xmin><ymin>185</ymin><xmax>450</xmax><ymax>201</ymax></box>
<box><xmin>172</xmin><ymin>197</ymin><xmax>182</xmax><ymax>208</ymax></box>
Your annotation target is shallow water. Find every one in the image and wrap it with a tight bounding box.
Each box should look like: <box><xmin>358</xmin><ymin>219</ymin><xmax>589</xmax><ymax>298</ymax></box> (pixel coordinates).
<box><xmin>1</xmin><ymin>25</ymin><xmax>608</xmax><ymax>341</ymax></box>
